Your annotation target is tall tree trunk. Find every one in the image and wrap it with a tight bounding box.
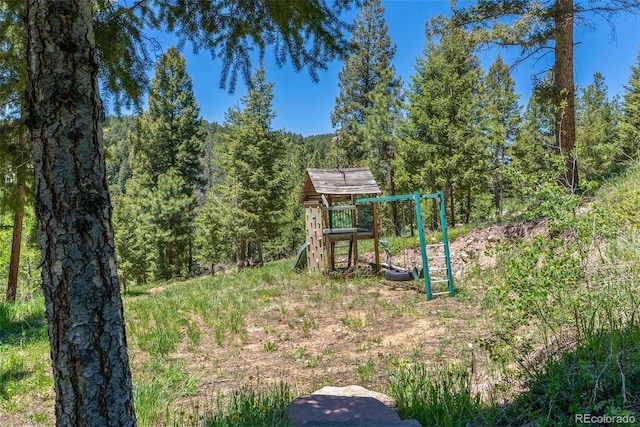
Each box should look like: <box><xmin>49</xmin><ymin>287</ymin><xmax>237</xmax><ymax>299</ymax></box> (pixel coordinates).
<box><xmin>237</xmin><ymin>239</ymin><xmax>247</xmax><ymax>268</ymax></box>
<box><xmin>554</xmin><ymin>0</ymin><xmax>578</xmax><ymax>191</ymax></box>
<box><xmin>430</xmin><ymin>181</ymin><xmax>438</xmax><ymax>230</ymax></box>
<box><xmin>494</xmin><ymin>177</ymin><xmax>503</xmax><ymax>218</ymax></box>
<box><xmin>25</xmin><ymin>0</ymin><xmax>137</xmax><ymax>425</ymax></box>
<box><xmin>5</xmin><ymin>129</ymin><xmax>27</xmax><ymax>302</ymax></box>
<box><xmin>465</xmin><ymin>186</ymin><xmax>472</xmax><ymax>224</ymax></box>
<box><xmin>388</xmin><ymin>165</ymin><xmax>400</xmax><ymax>237</ymax></box>
<box><xmin>446</xmin><ymin>178</ymin><xmax>456</xmax><ymax>228</ymax></box>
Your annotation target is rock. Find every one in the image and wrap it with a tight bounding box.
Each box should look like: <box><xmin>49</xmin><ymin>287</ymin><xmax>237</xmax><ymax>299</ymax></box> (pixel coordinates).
<box><xmin>312</xmin><ymin>385</ymin><xmax>396</xmax><ymax>407</ymax></box>
<box><xmin>287</xmin><ymin>385</ymin><xmax>421</xmax><ymax>427</ymax></box>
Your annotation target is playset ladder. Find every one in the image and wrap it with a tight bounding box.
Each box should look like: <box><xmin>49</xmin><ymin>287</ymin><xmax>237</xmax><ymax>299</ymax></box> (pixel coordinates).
<box><xmin>356</xmin><ymin>191</ymin><xmax>454</xmax><ymax>300</ymax></box>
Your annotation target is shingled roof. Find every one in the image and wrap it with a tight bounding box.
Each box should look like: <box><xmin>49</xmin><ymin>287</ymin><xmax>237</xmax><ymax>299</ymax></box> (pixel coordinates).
<box><xmin>300</xmin><ymin>168</ymin><xmax>381</xmax><ymax>204</ymax></box>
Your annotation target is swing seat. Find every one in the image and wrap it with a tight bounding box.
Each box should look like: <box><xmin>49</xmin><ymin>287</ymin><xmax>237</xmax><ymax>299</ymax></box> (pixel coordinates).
<box><xmin>384</xmin><ymin>269</ymin><xmax>415</xmax><ymax>281</ymax></box>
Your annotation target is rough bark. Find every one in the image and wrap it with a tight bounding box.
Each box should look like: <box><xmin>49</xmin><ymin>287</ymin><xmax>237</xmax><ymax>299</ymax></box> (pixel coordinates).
<box><xmin>25</xmin><ymin>0</ymin><xmax>136</xmax><ymax>425</ymax></box>
<box><xmin>5</xmin><ymin>130</ymin><xmax>26</xmax><ymax>302</ymax></box>
<box><xmin>554</xmin><ymin>0</ymin><xmax>578</xmax><ymax>191</ymax></box>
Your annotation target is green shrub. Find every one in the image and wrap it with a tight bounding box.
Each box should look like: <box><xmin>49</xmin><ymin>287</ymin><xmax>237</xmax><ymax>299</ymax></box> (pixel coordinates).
<box><xmin>503</xmin><ymin>319</ymin><xmax>640</xmax><ymax>426</ymax></box>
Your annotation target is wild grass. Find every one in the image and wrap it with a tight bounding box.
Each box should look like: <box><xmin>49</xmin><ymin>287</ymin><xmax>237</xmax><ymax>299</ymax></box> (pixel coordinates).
<box><xmin>0</xmin><ymin>295</ymin><xmax>53</xmax><ymax>424</ymax></box>
<box><xmin>163</xmin><ymin>381</ymin><xmax>294</xmax><ymax>426</ymax></box>
<box><xmin>387</xmin><ymin>361</ymin><xmax>480</xmax><ymax>427</ymax></box>
<box><xmin>477</xmin><ymin>163</ymin><xmax>640</xmax><ymax>425</ymax></box>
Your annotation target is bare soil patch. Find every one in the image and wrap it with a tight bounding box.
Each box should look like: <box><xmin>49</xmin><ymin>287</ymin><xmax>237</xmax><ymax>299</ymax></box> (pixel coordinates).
<box><xmin>158</xmin><ymin>221</ymin><xmax>551</xmax><ymax>416</ymax></box>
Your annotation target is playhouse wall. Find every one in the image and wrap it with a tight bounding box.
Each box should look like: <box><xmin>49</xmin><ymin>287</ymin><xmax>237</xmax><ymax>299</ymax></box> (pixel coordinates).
<box><xmin>305</xmin><ymin>206</ymin><xmax>324</xmax><ymax>273</ymax></box>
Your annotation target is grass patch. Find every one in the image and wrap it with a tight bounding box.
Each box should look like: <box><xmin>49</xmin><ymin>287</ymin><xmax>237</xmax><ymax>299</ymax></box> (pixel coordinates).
<box><xmin>0</xmin><ymin>296</ymin><xmax>53</xmax><ymax>424</ymax></box>
<box><xmin>134</xmin><ymin>358</ymin><xmax>200</xmax><ymax>426</ymax></box>
<box><xmin>507</xmin><ymin>320</ymin><xmax>640</xmax><ymax>425</ymax></box>
<box><xmin>387</xmin><ymin>361</ymin><xmax>480</xmax><ymax>426</ymax></box>
<box><xmin>169</xmin><ymin>383</ymin><xmax>294</xmax><ymax>427</ymax></box>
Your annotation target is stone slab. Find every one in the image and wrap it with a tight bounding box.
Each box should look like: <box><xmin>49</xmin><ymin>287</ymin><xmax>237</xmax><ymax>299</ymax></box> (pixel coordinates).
<box><xmin>287</xmin><ymin>393</ymin><xmax>421</xmax><ymax>427</ymax></box>
<box><xmin>300</xmin><ymin>421</ymin><xmax>421</xmax><ymax>427</ymax></box>
<box><xmin>312</xmin><ymin>385</ymin><xmax>396</xmax><ymax>407</ymax></box>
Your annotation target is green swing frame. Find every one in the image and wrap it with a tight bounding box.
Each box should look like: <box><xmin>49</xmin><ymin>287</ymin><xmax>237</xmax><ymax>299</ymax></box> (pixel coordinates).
<box><xmin>355</xmin><ymin>191</ymin><xmax>454</xmax><ymax>300</ymax></box>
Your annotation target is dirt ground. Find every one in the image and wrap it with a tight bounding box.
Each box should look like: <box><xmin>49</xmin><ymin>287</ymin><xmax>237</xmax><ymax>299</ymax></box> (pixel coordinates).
<box><xmin>163</xmin><ymin>219</ymin><xmax>550</xmax><ymax>417</ymax></box>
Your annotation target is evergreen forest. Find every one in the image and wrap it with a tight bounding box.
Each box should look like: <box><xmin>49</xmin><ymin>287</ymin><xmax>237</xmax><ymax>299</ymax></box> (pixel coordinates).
<box><xmin>96</xmin><ymin>23</ymin><xmax>640</xmax><ymax>286</ymax></box>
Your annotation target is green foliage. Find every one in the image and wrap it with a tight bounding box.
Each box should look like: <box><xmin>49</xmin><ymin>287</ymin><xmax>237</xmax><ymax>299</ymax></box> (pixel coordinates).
<box><xmin>619</xmin><ymin>47</ymin><xmax>640</xmax><ymax>161</ymax></box>
<box><xmin>146</xmin><ymin>171</ymin><xmax>197</xmax><ymax>279</ymax></box>
<box><xmin>449</xmin><ymin>0</ymin><xmax>640</xmax><ymax>192</ymax></box>
<box><xmin>331</xmin><ymin>0</ymin><xmax>401</xmax><ymax>168</ymax></box>
<box><xmin>203</xmin><ymin>66</ymin><xmax>290</xmax><ymax>266</ymax></box>
<box><xmin>132</xmin><ymin>46</ymin><xmax>205</xmax><ymax>190</ymax></box>
<box><xmin>359</xmin><ymin>67</ymin><xmax>404</xmax><ymax>193</ymax></box>
<box><xmin>594</xmin><ymin>163</ymin><xmax>640</xmax><ymax>231</ymax></box>
<box><xmin>197</xmin><ymin>383</ymin><xmax>294</xmax><ymax>427</ymax></box>
<box><xmin>121</xmin><ymin>170</ymin><xmax>197</xmax><ymax>282</ymax></box>
<box><xmin>490</xmin><ymin>235</ymin><xmax>584</xmax><ymax>331</ymax></box>
<box><xmin>195</xmin><ymin>191</ymin><xmax>233</xmax><ymax>268</ymax></box>
<box><xmin>0</xmin><ymin>0</ymin><xmax>24</xmax><ymax>123</ymax></box>
<box><xmin>496</xmin><ymin>270</ymin><xmax>640</xmax><ymax>426</ymax></box>
<box><xmin>482</xmin><ymin>163</ymin><xmax>640</xmax><ymax>425</ymax></box>
<box><xmin>479</xmin><ymin>55</ymin><xmax>521</xmax><ymax>217</ymax></box>
<box><xmin>112</xmin><ymin>186</ymin><xmax>150</xmax><ymax>287</ymax></box>
<box><xmin>509</xmin><ymin>320</ymin><xmax>640</xmax><ymax>426</ymax></box>
<box><xmin>104</xmin><ymin>115</ymin><xmax>136</xmax><ymax>195</ymax></box>
<box><xmin>145</xmin><ymin>1</ymin><xmax>354</xmax><ymax>92</ymax></box>
<box><xmin>115</xmin><ymin>170</ymin><xmax>197</xmax><ymax>283</ymax></box>
<box><xmin>387</xmin><ymin>361</ymin><xmax>480</xmax><ymax>427</ymax></box>
<box><xmin>0</xmin><ymin>206</ymin><xmax>41</xmax><ymax>297</ymax></box>
<box><xmin>518</xmin><ymin>177</ymin><xmax>581</xmax><ymax>226</ymax></box>
<box><xmin>115</xmin><ymin>47</ymin><xmax>204</xmax><ymax>282</ymax></box>
<box><xmin>396</xmin><ymin>23</ymin><xmax>483</xmax><ymax>226</ymax></box>
<box><xmin>576</xmin><ymin>72</ymin><xmax>621</xmax><ymax>185</ymax></box>
<box><xmin>508</xmin><ymin>75</ymin><xmax>557</xmax><ymax>186</ymax></box>
<box><xmin>93</xmin><ymin>1</ymin><xmax>154</xmax><ymax>112</ymax></box>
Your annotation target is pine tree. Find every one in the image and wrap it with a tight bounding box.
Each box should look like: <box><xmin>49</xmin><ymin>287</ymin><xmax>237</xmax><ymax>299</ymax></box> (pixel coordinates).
<box><xmin>205</xmin><ymin>66</ymin><xmax>288</xmax><ymax>266</ymax></box>
<box><xmin>619</xmin><ymin>48</ymin><xmax>640</xmax><ymax>161</ymax></box>
<box><xmin>451</xmin><ymin>0</ymin><xmax>640</xmax><ymax>191</ymax></box>
<box><xmin>145</xmin><ymin>170</ymin><xmax>196</xmax><ymax>279</ymax></box>
<box><xmin>331</xmin><ymin>0</ymin><xmax>401</xmax><ymax>167</ymax></box>
<box><xmin>480</xmin><ymin>55</ymin><xmax>522</xmax><ymax>216</ymax></box>
<box><xmin>195</xmin><ymin>190</ymin><xmax>233</xmax><ymax>271</ymax></box>
<box><xmin>359</xmin><ymin>68</ymin><xmax>404</xmax><ymax>231</ymax></box>
<box><xmin>576</xmin><ymin>72</ymin><xmax>620</xmax><ymax>183</ymax></box>
<box><xmin>104</xmin><ymin>115</ymin><xmax>136</xmax><ymax>195</ymax></box>
<box><xmin>0</xmin><ymin>0</ymin><xmax>30</xmax><ymax>302</ymax></box>
<box><xmin>398</xmin><ymin>25</ymin><xmax>483</xmax><ymax>226</ymax></box>
<box><xmin>133</xmin><ymin>46</ymin><xmax>205</xmax><ymax>190</ymax></box>
<box><xmin>122</xmin><ymin>47</ymin><xmax>205</xmax><ymax>279</ymax></box>
<box><xmin>112</xmin><ymin>187</ymin><xmax>150</xmax><ymax>288</ymax></box>
<box><xmin>510</xmin><ymin>75</ymin><xmax>559</xmax><ymax>187</ymax></box>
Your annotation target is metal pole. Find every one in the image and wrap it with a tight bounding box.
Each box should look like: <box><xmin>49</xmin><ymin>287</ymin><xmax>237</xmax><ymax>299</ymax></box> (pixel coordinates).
<box><xmin>438</xmin><ymin>191</ymin><xmax>455</xmax><ymax>296</ymax></box>
<box><xmin>413</xmin><ymin>191</ymin><xmax>432</xmax><ymax>300</ymax></box>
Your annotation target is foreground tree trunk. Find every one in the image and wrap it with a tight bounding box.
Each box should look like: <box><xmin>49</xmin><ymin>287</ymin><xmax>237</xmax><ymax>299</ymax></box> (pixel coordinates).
<box><xmin>25</xmin><ymin>0</ymin><xmax>136</xmax><ymax>424</ymax></box>
<box><xmin>554</xmin><ymin>0</ymin><xmax>578</xmax><ymax>191</ymax></box>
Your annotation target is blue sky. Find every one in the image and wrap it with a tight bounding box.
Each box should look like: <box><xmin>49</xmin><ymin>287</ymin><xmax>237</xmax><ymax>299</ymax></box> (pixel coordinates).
<box><xmin>164</xmin><ymin>0</ymin><xmax>640</xmax><ymax>136</ymax></box>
